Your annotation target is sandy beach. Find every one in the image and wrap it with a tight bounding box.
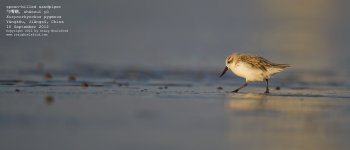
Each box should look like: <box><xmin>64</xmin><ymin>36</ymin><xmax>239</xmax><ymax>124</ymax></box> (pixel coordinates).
<box><xmin>1</xmin><ymin>69</ymin><xmax>350</xmax><ymax>150</ymax></box>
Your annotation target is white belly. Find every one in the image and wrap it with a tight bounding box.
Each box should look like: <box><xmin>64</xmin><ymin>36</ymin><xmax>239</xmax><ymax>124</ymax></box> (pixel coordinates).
<box><xmin>230</xmin><ymin>62</ymin><xmax>265</xmax><ymax>82</ymax></box>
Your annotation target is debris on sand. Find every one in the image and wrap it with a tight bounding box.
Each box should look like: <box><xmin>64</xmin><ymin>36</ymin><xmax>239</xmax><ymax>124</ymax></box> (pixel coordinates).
<box><xmin>81</xmin><ymin>82</ymin><xmax>89</xmax><ymax>88</ymax></box>
<box><xmin>158</xmin><ymin>86</ymin><xmax>168</xmax><ymax>90</ymax></box>
<box><xmin>15</xmin><ymin>89</ymin><xmax>20</xmax><ymax>92</ymax></box>
<box><xmin>217</xmin><ymin>86</ymin><xmax>223</xmax><ymax>90</ymax></box>
<box><xmin>275</xmin><ymin>86</ymin><xmax>281</xmax><ymax>90</ymax></box>
<box><xmin>117</xmin><ymin>82</ymin><xmax>129</xmax><ymax>87</ymax></box>
<box><xmin>44</xmin><ymin>96</ymin><xmax>54</xmax><ymax>105</ymax></box>
<box><xmin>68</xmin><ymin>75</ymin><xmax>76</xmax><ymax>81</ymax></box>
<box><xmin>44</xmin><ymin>72</ymin><xmax>52</xmax><ymax>80</ymax></box>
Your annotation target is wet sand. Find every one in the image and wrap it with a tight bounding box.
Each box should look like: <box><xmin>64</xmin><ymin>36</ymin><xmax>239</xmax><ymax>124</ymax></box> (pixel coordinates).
<box><xmin>1</xmin><ymin>70</ymin><xmax>350</xmax><ymax>150</ymax></box>
<box><xmin>2</xmin><ymin>0</ymin><xmax>350</xmax><ymax>149</ymax></box>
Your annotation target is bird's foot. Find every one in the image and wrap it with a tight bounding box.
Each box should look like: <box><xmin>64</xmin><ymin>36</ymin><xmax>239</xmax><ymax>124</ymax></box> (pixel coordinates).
<box><xmin>264</xmin><ymin>90</ymin><xmax>270</xmax><ymax>94</ymax></box>
<box><xmin>232</xmin><ymin>89</ymin><xmax>239</xmax><ymax>93</ymax></box>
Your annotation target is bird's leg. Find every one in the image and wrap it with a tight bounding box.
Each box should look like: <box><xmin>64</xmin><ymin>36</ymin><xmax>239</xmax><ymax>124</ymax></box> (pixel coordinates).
<box><xmin>232</xmin><ymin>82</ymin><xmax>248</xmax><ymax>93</ymax></box>
<box><xmin>265</xmin><ymin>79</ymin><xmax>270</xmax><ymax>93</ymax></box>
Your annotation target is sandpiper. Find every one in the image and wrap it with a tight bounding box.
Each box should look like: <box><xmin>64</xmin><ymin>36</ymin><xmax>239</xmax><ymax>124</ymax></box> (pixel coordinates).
<box><xmin>220</xmin><ymin>52</ymin><xmax>289</xmax><ymax>93</ymax></box>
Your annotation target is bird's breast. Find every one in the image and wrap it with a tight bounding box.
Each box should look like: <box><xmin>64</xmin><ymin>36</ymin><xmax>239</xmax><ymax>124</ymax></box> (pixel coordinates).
<box><xmin>230</xmin><ymin>62</ymin><xmax>265</xmax><ymax>82</ymax></box>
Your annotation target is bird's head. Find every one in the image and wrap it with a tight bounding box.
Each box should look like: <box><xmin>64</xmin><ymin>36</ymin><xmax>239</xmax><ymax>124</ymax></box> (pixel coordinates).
<box><xmin>219</xmin><ymin>53</ymin><xmax>237</xmax><ymax>77</ymax></box>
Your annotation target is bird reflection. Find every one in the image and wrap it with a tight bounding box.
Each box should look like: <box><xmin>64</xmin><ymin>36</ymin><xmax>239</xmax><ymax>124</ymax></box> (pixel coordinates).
<box><xmin>225</xmin><ymin>93</ymin><xmax>338</xmax><ymax>150</ymax></box>
<box><xmin>225</xmin><ymin>93</ymin><xmax>268</xmax><ymax>111</ymax></box>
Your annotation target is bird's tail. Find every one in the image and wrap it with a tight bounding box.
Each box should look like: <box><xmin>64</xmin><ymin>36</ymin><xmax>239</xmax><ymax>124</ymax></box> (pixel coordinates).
<box><xmin>267</xmin><ymin>64</ymin><xmax>290</xmax><ymax>77</ymax></box>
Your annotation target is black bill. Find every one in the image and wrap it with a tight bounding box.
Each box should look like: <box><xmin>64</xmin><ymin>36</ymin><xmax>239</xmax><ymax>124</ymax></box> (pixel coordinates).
<box><xmin>219</xmin><ymin>66</ymin><xmax>228</xmax><ymax>77</ymax></box>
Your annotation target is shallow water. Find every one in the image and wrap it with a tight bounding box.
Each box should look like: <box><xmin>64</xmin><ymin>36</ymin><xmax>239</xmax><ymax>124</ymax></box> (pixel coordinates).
<box><xmin>1</xmin><ymin>70</ymin><xmax>350</xmax><ymax>150</ymax></box>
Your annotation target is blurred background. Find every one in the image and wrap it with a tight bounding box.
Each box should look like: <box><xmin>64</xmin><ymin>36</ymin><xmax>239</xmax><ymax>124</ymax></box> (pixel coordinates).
<box><xmin>2</xmin><ymin>1</ymin><xmax>350</xmax><ymax>150</ymax></box>
<box><xmin>1</xmin><ymin>0</ymin><xmax>350</xmax><ymax>72</ymax></box>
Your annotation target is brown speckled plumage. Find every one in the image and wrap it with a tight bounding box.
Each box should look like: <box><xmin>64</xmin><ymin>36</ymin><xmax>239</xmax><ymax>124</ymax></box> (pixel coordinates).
<box><xmin>220</xmin><ymin>52</ymin><xmax>290</xmax><ymax>93</ymax></box>
<box><xmin>238</xmin><ymin>54</ymin><xmax>290</xmax><ymax>71</ymax></box>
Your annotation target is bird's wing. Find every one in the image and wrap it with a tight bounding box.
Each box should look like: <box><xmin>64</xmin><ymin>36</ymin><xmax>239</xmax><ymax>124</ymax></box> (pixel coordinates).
<box><xmin>239</xmin><ymin>55</ymin><xmax>275</xmax><ymax>71</ymax></box>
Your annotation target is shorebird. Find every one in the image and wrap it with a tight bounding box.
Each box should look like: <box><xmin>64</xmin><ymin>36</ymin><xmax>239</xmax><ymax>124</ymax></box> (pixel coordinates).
<box><xmin>220</xmin><ymin>52</ymin><xmax>289</xmax><ymax>93</ymax></box>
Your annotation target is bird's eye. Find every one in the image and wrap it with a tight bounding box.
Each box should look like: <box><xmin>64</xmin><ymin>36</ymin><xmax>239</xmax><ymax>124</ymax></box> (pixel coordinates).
<box><xmin>227</xmin><ymin>60</ymin><xmax>232</xmax><ymax>64</ymax></box>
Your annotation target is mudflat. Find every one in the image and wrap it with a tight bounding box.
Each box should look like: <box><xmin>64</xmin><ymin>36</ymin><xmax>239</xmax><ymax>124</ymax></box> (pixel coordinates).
<box><xmin>0</xmin><ymin>70</ymin><xmax>350</xmax><ymax>150</ymax></box>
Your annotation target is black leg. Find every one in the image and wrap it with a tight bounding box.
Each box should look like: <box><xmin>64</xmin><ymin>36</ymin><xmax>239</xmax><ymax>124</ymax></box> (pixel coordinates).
<box><xmin>265</xmin><ymin>79</ymin><xmax>270</xmax><ymax>93</ymax></box>
<box><xmin>232</xmin><ymin>82</ymin><xmax>248</xmax><ymax>93</ymax></box>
